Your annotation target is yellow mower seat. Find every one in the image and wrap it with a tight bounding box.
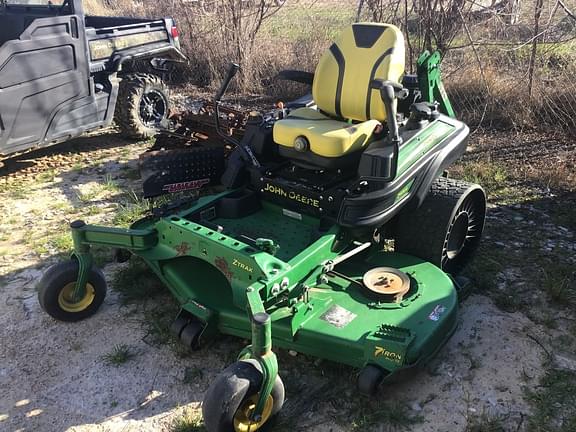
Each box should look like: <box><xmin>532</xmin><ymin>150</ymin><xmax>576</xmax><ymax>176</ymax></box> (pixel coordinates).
<box><xmin>274</xmin><ymin>23</ymin><xmax>405</xmax><ymax>160</ymax></box>
<box><xmin>273</xmin><ymin>107</ymin><xmax>381</xmax><ymax>158</ymax></box>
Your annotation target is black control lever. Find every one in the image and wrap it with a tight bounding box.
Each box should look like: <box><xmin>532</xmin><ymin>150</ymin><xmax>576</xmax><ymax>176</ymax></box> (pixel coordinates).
<box><xmin>215</xmin><ymin>63</ymin><xmax>240</xmax><ymax>103</ymax></box>
<box><xmin>214</xmin><ymin>63</ymin><xmax>241</xmax><ymax>147</ymax></box>
<box><xmin>369</xmin><ymin>79</ymin><xmax>404</xmax><ymax>182</ymax></box>
<box><xmin>213</xmin><ymin>63</ymin><xmax>261</xmax><ymax>168</ymax></box>
<box><xmin>379</xmin><ymin>84</ymin><xmax>401</xmax><ymax>146</ymax></box>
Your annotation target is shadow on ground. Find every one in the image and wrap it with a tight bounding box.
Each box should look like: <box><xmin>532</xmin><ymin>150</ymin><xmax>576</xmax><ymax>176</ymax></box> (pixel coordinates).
<box><xmin>0</xmin><ymin>131</ymin><xmax>135</xmax><ymax>178</ymax></box>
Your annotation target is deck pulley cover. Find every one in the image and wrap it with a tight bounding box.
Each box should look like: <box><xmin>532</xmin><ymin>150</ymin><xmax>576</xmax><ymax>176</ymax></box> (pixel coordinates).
<box><xmin>362</xmin><ymin>267</ymin><xmax>411</xmax><ymax>303</ymax></box>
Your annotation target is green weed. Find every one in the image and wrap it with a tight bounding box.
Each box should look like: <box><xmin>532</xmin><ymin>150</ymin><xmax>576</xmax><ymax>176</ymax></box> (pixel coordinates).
<box><xmin>492</xmin><ymin>291</ymin><xmax>523</xmax><ymax>313</ymax></box>
<box><xmin>112</xmin><ymin>190</ymin><xmax>148</xmax><ymax>227</ymax></box>
<box><xmin>120</xmin><ymin>166</ymin><xmax>141</xmax><ymax>181</ymax></box>
<box><xmin>33</xmin><ymin>243</ymin><xmax>49</xmax><ymax>256</ymax></box>
<box><xmin>102</xmin><ymin>174</ymin><xmax>121</xmax><ymax>193</ymax></box>
<box><xmin>456</xmin><ymin>161</ymin><xmax>508</xmax><ymax>196</ymax></box>
<box><xmin>36</xmin><ymin>169</ymin><xmax>56</xmax><ymax>183</ymax></box>
<box><xmin>101</xmin><ymin>344</ymin><xmax>136</xmax><ymax>366</ymax></box>
<box><xmin>463</xmin><ymin>245</ymin><xmax>506</xmax><ymax>292</ymax></box>
<box><xmin>347</xmin><ymin>400</ymin><xmax>423</xmax><ymax>431</ymax></box>
<box><xmin>525</xmin><ymin>368</ymin><xmax>576</xmax><ymax>432</ymax></box>
<box><xmin>85</xmin><ymin>205</ymin><xmax>104</xmax><ymax>216</ymax></box>
<box><xmin>541</xmin><ymin>264</ymin><xmax>576</xmax><ymax>306</ymax></box>
<box><xmin>48</xmin><ymin>232</ymin><xmax>74</xmax><ymax>253</ymax></box>
<box><xmin>50</xmin><ymin>201</ymin><xmax>74</xmax><ymax>213</ymax></box>
<box><xmin>71</xmin><ymin>161</ymin><xmax>85</xmax><ymax>173</ymax></box>
<box><xmin>76</xmin><ymin>188</ymin><xmax>98</xmax><ymax>203</ymax></box>
<box><xmin>142</xmin><ymin>299</ymin><xmax>180</xmax><ymax>347</ymax></box>
<box><xmin>5</xmin><ymin>182</ymin><xmax>27</xmax><ymax>200</ymax></box>
<box><xmin>5</xmin><ymin>216</ymin><xmax>18</xmax><ymax>225</ymax></box>
<box><xmin>463</xmin><ymin>351</ymin><xmax>482</xmax><ymax>370</ymax></box>
<box><xmin>183</xmin><ymin>366</ymin><xmax>204</xmax><ymax>384</ymax></box>
<box><xmin>465</xmin><ymin>410</ymin><xmax>507</xmax><ymax>432</ymax></box>
<box><xmin>171</xmin><ymin>408</ymin><xmax>204</xmax><ymax>432</ymax></box>
<box><xmin>112</xmin><ymin>257</ymin><xmax>165</xmax><ymax>304</ymax></box>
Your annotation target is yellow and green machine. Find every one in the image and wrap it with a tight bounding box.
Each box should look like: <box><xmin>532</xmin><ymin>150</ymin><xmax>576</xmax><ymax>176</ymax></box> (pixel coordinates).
<box><xmin>38</xmin><ymin>23</ymin><xmax>486</xmax><ymax>432</ymax></box>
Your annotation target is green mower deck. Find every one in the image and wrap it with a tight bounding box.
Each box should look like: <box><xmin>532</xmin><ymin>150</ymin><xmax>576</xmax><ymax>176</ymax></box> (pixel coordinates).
<box><xmin>63</xmin><ymin>191</ymin><xmax>458</xmax><ymax>376</ymax></box>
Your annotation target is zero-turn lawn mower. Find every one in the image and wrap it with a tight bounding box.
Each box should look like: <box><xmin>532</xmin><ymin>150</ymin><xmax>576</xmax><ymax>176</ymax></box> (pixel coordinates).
<box><xmin>38</xmin><ymin>23</ymin><xmax>486</xmax><ymax>432</ymax></box>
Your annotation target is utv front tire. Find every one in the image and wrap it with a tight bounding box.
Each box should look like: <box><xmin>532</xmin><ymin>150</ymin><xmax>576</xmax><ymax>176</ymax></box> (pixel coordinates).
<box><xmin>38</xmin><ymin>260</ymin><xmax>107</xmax><ymax>322</ymax></box>
<box><xmin>115</xmin><ymin>73</ymin><xmax>170</xmax><ymax>139</ymax></box>
<box><xmin>394</xmin><ymin>177</ymin><xmax>486</xmax><ymax>274</ymax></box>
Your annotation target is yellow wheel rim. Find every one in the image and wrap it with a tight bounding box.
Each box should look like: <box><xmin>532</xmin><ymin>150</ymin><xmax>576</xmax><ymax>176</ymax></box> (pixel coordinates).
<box><xmin>57</xmin><ymin>282</ymin><xmax>95</xmax><ymax>313</ymax></box>
<box><xmin>233</xmin><ymin>393</ymin><xmax>274</xmax><ymax>432</ymax></box>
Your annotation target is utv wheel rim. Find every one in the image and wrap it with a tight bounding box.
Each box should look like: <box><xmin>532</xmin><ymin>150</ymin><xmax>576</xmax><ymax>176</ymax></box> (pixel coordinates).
<box><xmin>139</xmin><ymin>90</ymin><xmax>167</xmax><ymax>127</ymax></box>
<box><xmin>233</xmin><ymin>394</ymin><xmax>274</xmax><ymax>432</ymax></box>
<box><xmin>58</xmin><ymin>282</ymin><xmax>95</xmax><ymax>313</ymax></box>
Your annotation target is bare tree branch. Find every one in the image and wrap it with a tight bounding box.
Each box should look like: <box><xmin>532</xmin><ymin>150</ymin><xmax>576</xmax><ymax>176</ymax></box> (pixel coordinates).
<box><xmin>558</xmin><ymin>0</ymin><xmax>576</xmax><ymax>21</ymax></box>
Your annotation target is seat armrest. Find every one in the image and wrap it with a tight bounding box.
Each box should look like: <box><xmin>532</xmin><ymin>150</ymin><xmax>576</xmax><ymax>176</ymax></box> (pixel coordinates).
<box><xmin>285</xmin><ymin>93</ymin><xmax>315</xmax><ymax>109</ymax></box>
<box><xmin>370</xmin><ymin>78</ymin><xmax>403</xmax><ymax>92</ymax></box>
<box><xmin>277</xmin><ymin>70</ymin><xmax>314</xmax><ymax>85</ymax></box>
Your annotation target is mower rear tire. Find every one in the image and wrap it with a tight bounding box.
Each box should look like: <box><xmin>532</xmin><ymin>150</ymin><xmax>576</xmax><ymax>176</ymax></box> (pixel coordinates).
<box><xmin>202</xmin><ymin>359</ymin><xmax>285</xmax><ymax>432</ymax></box>
<box><xmin>38</xmin><ymin>260</ymin><xmax>107</xmax><ymax>322</ymax></box>
<box><xmin>394</xmin><ymin>177</ymin><xmax>486</xmax><ymax>274</ymax></box>
<box><xmin>115</xmin><ymin>73</ymin><xmax>170</xmax><ymax>140</ymax></box>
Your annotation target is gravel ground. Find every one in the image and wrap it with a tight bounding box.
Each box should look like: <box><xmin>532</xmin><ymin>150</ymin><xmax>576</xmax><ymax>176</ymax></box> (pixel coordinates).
<box><xmin>0</xmin><ymin>127</ymin><xmax>574</xmax><ymax>431</ymax></box>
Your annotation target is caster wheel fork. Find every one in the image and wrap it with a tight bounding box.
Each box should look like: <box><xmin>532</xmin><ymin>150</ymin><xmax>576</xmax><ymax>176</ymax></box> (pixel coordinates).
<box><xmin>203</xmin><ymin>310</ymin><xmax>284</xmax><ymax>432</ymax></box>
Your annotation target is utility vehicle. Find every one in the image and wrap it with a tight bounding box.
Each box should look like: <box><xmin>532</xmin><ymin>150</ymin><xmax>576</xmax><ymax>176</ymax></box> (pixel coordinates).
<box><xmin>0</xmin><ymin>0</ymin><xmax>184</xmax><ymax>159</ymax></box>
<box><xmin>38</xmin><ymin>23</ymin><xmax>486</xmax><ymax>432</ymax></box>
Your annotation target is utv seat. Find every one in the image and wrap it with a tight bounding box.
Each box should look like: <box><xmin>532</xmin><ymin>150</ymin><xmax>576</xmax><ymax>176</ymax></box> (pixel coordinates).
<box><xmin>273</xmin><ymin>23</ymin><xmax>405</xmax><ymax>167</ymax></box>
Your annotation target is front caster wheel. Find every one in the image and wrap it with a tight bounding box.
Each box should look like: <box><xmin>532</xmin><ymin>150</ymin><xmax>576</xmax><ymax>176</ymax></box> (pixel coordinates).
<box><xmin>358</xmin><ymin>364</ymin><xmax>386</xmax><ymax>395</ymax></box>
<box><xmin>202</xmin><ymin>359</ymin><xmax>285</xmax><ymax>432</ymax></box>
<box><xmin>180</xmin><ymin>321</ymin><xmax>204</xmax><ymax>350</ymax></box>
<box><xmin>38</xmin><ymin>260</ymin><xmax>107</xmax><ymax>322</ymax></box>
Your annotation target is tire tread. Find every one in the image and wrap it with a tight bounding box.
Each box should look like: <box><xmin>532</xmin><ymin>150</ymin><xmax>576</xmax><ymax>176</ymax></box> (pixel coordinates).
<box><xmin>115</xmin><ymin>73</ymin><xmax>170</xmax><ymax>139</ymax></box>
<box><xmin>395</xmin><ymin>177</ymin><xmax>485</xmax><ymax>273</ymax></box>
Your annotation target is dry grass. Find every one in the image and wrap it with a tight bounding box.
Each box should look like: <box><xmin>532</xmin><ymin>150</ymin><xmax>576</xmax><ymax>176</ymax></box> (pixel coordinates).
<box><xmin>85</xmin><ymin>0</ymin><xmax>576</xmax><ymax>134</ymax></box>
<box><xmin>83</xmin><ymin>0</ymin><xmax>346</xmax><ymax>92</ymax></box>
<box><xmin>446</xmin><ymin>55</ymin><xmax>576</xmax><ymax>133</ymax></box>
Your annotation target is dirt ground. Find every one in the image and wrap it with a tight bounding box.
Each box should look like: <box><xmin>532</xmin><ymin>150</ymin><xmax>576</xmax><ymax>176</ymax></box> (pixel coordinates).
<box><xmin>0</xmin><ymin>123</ymin><xmax>575</xmax><ymax>432</ymax></box>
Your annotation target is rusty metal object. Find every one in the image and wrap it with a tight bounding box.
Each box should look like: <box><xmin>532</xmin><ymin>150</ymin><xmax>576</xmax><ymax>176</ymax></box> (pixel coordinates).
<box><xmin>167</xmin><ymin>100</ymin><xmax>248</xmax><ymax>143</ymax></box>
<box><xmin>138</xmin><ymin>100</ymin><xmax>250</xmax><ymax>199</ymax></box>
